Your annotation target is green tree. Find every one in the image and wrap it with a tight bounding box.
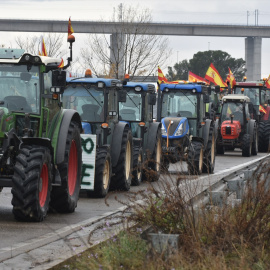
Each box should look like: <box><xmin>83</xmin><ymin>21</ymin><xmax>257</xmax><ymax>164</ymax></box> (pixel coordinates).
<box><xmin>168</xmin><ymin>50</ymin><xmax>245</xmax><ymax>82</ymax></box>
<box><xmin>167</xmin><ymin>59</ymin><xmax>189</xmax><ymax>81</ymax></box>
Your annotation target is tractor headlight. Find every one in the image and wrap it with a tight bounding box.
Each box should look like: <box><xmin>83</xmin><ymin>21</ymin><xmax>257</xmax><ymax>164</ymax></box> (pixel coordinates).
<box><xmin>161</xmin><ymin>124</ymin><xmax>167</xmax><ymax>135</ymax></box>
<box><xmin>174</xmin><ymin>123</ymin><xmax>183</xmax><ymax>136</ymax></box>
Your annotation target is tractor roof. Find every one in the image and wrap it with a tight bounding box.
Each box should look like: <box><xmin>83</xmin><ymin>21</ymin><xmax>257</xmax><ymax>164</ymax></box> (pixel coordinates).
<box><xmin>222</xmin><ymin>94</ymin><xmax>250</xmax><ymax>102</ymax></box>
<box><xmin>235</xmin><ymin>81</ymin><xmax>264</xmax><ymax>87</ymax></box>
<box><xmin>0</xmin><ymin>48</ymin><xmax>61</xmax><ymax>66</ymax></box>
<box><xmin>124</xmin><ymin>82</ymin><xmax>156</xmax><ymax>92</ymax></box>
<box><xmin>66</xmin><ymin>77</ymin><xmax>121</xmax><ymax>87</ymax></box>
<box><xmin>160</xmin><ymin>83</ymin><xmax>204</xmax><ymax>93</ymax></box>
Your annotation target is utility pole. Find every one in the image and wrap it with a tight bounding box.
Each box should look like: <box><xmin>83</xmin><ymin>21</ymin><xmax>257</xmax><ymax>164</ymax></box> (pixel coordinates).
<box><xmin>247</xmin><ymin>11</ymin><xmax>249</xmax><ymax>25</ymax></box>
<box><xmin>177</xmin><ymin>51</ymin><xmax>179</xmax><ymax>63</ymax></box>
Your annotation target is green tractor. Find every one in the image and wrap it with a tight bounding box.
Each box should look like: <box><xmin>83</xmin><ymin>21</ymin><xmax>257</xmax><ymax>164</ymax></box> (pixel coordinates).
<box><xmin>0</xmin><ymin>36</ymin><xmax>82</xmax><ymax>222</ymax></box>
<box><xmin>121</xmin><ymin>81</ymin><xmax>162</xmax><ymax>185</ymax></box>
<box><xmin>157</xmin><ymin>82</ymin><xmax>216</xmax><ymax>174</ymax></box>
<box><xmin>63</xmin><ymin>74</ymin><xmax>133</xmax><ymax>197</ymax></box>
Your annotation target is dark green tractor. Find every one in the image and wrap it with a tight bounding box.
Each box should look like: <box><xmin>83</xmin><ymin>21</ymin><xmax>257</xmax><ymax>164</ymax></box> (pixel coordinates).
<box><xmin>0</xmin><ymin>36</ymin><xmax>82</xmax><ymax>222</ymax></box>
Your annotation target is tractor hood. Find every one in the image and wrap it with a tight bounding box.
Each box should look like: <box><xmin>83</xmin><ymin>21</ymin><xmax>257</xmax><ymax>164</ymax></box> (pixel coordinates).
<box><xmin>161</xmin><ymin>117</ymin><xmax>189</xmax><ymax>139</ymax></box>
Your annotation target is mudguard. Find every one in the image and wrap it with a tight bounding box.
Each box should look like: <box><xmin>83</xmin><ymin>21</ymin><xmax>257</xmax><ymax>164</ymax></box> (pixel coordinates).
<box><xmin>55</xmin><ymin>109</ymin><xmax>82</xmax><ymax>165</ymax></box>
<box><xmin>21</xmin><ymin>137</ymin><xmax>54</xmax><ymax>157</ymax></box>
<box><xmin>146</xmin><ymin>122</ymin><xmax>161</xmax><ymax>156</ymax></box>
<box><xmin>111</xmin><ymin>122</ymin><xmax>130</xmax><ymax>167</ymax></box>
<box><xmin>202</xmin><ymin>119</ymin><xmax>212</xmax><ymax>147</ymax></box>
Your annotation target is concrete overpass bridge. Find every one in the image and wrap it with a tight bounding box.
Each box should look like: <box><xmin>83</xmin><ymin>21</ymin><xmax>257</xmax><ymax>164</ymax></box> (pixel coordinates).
<box><xmin>0</xmin><ymin>19</ymin><xmax>269</xmax><ymax>80</ymax></box>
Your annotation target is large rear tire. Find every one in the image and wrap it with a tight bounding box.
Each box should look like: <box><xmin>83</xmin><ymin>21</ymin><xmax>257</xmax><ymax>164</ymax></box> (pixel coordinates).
<box><xmin>111</xmin><ymin>128</ymin><xmax>133</xmax><ymax>191</ymax></box>
<box><xmin>50</xmin><ymin>121</ymin><xmax>82</xmax><ymax>213</ymax></box>
<box><xmin>202</xmin><ymin>127</ymin><xmax>216</xmax><ymax>174</ymax></box>
<box><xmin>242</xmin><ymin>134</ymin><xmax>252</xmax><ymax>157</ymax></box>
<box><xmin>11</xmin><ymin>145</ymin><xmax>52</xmax><ymax>222</ymax></box>
<box><xmin>258</xmin><ymin>121</ymin><xmax>270</xmax><ymax>152</ymax></box>
<box><xmin>187</xmin><ymin>141</ymin><xmax>204</xmax><ymax>175</ymax></box>
<box><xmin>132</xmin><ymin>147</ymin><xmax>143</xmax><ymax>186</ymax></box>
<box><xmin>87</xmin><ymin>148</ymin><xmax>111</xmax><ymax>198</ymax></box>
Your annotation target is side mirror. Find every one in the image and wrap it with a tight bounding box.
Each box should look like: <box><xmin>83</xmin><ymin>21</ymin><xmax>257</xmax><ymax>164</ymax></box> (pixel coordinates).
<box><xmin>20</xmin><ymin>72</ymin><xmax>32</xmax><ymax>82</ymax></box>
<box><xmin>148</xmin><ymin>93</ymin><xmax>156</xmax><ymax>105</ymax></box>
<box><xmin>203</xmin><ymin>94</ymin><xmax>210</xmax><ymax>103</ymax></box>
<box><xmin>215</xmin><ymin>85</ymin><xmax>221</xmax><ymax>93</ymax></box>
<box><xmin>51</xmin><ymin>70</ymin><xmax>66</xmax><ymax>94</ymax></box>
<box><xmin>118</xmin><ymin>90</ymin><xmax>127</xmax><ymax>102</ymax></box>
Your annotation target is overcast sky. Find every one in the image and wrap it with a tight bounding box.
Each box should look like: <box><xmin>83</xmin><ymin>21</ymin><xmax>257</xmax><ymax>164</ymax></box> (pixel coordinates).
<box><xmin>1</xmin><ymin>0</ymin><xmax>270</xmax><ymax>77</ymax></box>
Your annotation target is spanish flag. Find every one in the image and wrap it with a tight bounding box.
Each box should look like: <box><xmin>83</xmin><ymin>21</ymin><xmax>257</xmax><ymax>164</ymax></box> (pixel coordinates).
<box><xmin>38</xmin><ymin>36</ymin><xmax>48</xmax><ymax>56</ymax></box>
<box><xmin>205</xmin><ymin>63</ymin><xmax>227</xmax><ymax>87</ymax></box>
<box><xmin>259</xmin><ymin>105</ymin><xmax>267</xmax><ymax>114</ymax></box>
<box><xmin>68</xmin><ymin>17</ymin><xmax>74</xmax><ymax>36</ymax></box>
<box><xmin>158</xmin><ymin>66</ymin><xmax>168</xmax><ymax>84</ymax></box>
<box><xmin>225</xmin><ymin>68</ymin><xmax>236</xmax><ymax>88</ymax></box>
<box><xmin>188</xmin><ymin>71</ymin><xmax>209</xmax><ymax>84</ymax></box>
<box><xmin>265</xmin><ymin>74</ymin><xmax>270</xmax><ymax>89</ymax></box>
<box><xmin>58</xmin><ymin>58</ymin><xmax>64</xmax><ymax>68</ymax></box>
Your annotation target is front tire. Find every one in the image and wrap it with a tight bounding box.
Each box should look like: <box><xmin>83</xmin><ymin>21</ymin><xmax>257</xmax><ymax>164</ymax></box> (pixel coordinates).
<box><xmin>258</xmin><ymin>121</ymin><xmax>270</xmax><ymax>152</ymax></box>
<box><xmin>11</xmin><ymin>146</ymin><xmax>52</xmax><ymax>222</ymax></box>
<box><xmin>132</xmin><ymin>147</ymin><xmax>143</xmax><ymax>186</ymax></box>
<box><xmin>87</xmin><ymin>148</ymin><xmax>111</xmax><ymax>198</ymax></box>
<box><xmin>251</xmin><ymin>128</ymin><xmax>258</xmax><ymax>156</ymax></box>
<box><xmin>202</xmin><ymin>127</ymin><xmax>216</xmax><ymax>174</ymax></box>
<box><xmin>242</xmin><ymin>134</ymin><xmax>252</xmax><ymax>157</ymax></box>
<box><xmin>187</xmin><ymin>141</ymin><xmax>204</xmax><ymax>175</ymax></box>
<box><xmin>50</xmin><ymin>121</ymin><xmax>82</xmax><ymax>213</ymax></box>
<box><xmin>111</xmin><ymin>128</ymin><xmax>133</xmax><ymax>191</ymax></box>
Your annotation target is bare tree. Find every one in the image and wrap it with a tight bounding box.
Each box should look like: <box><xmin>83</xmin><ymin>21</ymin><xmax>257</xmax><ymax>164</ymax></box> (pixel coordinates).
<box><xmin>15</xmin><ymin>33</ymin><xmax>67</xmax><ymax>58</ymax></box>
<box><xmin>79</xmin><ymin>4</ymin><xmax>171</xmax><ymax>79</ymax></box>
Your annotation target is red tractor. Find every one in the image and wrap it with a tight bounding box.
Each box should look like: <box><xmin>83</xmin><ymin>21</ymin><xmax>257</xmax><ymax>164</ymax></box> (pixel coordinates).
<box><xmin>216</xmin><ymin>94</ymin><xmax>258</xmax><ymax>157</ymax></box>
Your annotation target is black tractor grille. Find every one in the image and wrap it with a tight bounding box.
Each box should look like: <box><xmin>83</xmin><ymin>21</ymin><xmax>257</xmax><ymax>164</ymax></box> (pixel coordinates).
<box><xmin>225</xmin><ymin>126</ymin><xmax>231</xmax><ymax>135</ymax></box>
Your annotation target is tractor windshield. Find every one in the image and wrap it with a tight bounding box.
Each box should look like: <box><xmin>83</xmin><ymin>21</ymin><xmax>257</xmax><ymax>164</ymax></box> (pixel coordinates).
<box><xmin>63</xmin><ymin>85</ymin><xmax>104</xmax><ymax>122</ymax></box>
<box><xmin>0</xmin><ymin>64</ymin><xmax>40</xmax><ymax>113</ymax></box>
<box><xmin>161</xmin><ymin>91</ymin><xmax>197</xmax><ymax>118</ymax></box>
<box><xmin>119</xmin><ymin>92</ymin><xmax>142</xmax><ymax>121</ymax></box>
<box><xmin>234</xmin><ymin>87</ymin><xmax>260</xmax><ymax>105</ymax></box>
<box><xmin>221</xmin><ymin>102</ymin><xmax>244</xmax><ymax>124</ymax></box>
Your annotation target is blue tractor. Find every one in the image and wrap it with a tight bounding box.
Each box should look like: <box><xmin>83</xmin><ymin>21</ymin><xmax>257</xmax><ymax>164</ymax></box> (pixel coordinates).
<box><xmin>63</xmin><ymin>76</ymin><xmax>133</xmax><ymax>197</ymax></box>
<box><xmin>120</xmin><ymin>81</ymin><xmax>161</xmax><ymax>185</ymax></box>
<box><xmin>157</xmin><ymin>82</ymin><xmax>216</xmax><ymax>174</ymax></box>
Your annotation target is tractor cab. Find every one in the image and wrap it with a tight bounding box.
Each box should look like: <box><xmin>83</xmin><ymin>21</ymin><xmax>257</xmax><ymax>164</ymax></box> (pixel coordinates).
<box><xmin>63</xmin><ymin>77</ymin><xmax>124</xmax><ymax>145</ymax></box>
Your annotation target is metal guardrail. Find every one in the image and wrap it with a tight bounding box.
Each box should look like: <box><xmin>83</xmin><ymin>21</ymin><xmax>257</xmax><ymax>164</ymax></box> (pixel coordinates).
<box><xmin>191</xmin><ymin>154</ymin><xmax>270</xmax><ymax>207</ymax></box>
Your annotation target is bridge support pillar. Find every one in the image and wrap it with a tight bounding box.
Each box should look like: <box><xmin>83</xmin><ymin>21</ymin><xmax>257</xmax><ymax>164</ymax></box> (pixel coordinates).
<box><xmin>245</xmin><ymin>37</ymin><xmax>262</xmax><ymax>80</ymax></box>
<box><xmin>110</xmin><ymin>33</ymin><xmax>125</xmax><ymax>79</ymax></box>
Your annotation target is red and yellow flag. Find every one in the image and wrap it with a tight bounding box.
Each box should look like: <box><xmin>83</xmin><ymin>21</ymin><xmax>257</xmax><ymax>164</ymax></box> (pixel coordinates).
<box><xmin>68</xmin><ymin>17</ymin><xmax>74</xmax><ymax>36</ymax></box>
<box><xmin>259</xmin><ymin>105</ymin><xmax>267</xmax><ymax>114</ymax></box>
<box><xmin>265</xmin><ymin>75</ymin><xmax>270</xmax><ymax>89</ymax></box>
<box><xmin>58</xmin><ymin>58</ymin><xmax>64</xmax><ymax>68</ymax></box>
<box><xmin>225</xmin><ymin>68</ymin><xmax>236</xmax><ymax>88</ymax></box>
<box><xmin>38</xmin><ymin>36</ymin><xmax>48</xmax><ymax>56</ymax></box>
<box><xmin>188</xmin><ymin>71</ymin><xmax>209</xmax><ymax>84</ymax></box>
<box><xmin>158</xmin><ymin>66</ymin><xmax>168</xmax><ymax>84</ymax></box>
<box><xmin>205</xmin><ymin>63</ymin><xmax>227</xmax><ymax>87</ymax></box>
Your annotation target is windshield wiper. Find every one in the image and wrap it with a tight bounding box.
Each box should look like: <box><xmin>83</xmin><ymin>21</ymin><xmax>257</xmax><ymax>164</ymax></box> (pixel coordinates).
<box><xmin>81</xmin><ymin>84</ymin><xmax>102</xmax><ymax>107</ymax></box>
<box><xmin>126</xmin><ymin>92</ymin><xmax>139</xmax><ymax>109</ymax></box>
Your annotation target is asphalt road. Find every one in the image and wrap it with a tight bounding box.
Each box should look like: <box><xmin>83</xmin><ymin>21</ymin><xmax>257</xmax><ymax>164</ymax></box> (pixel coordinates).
<box><xmin>0</xmin><ymin>150</ymin><xmax>267</xmax><ymax>251</ymax></box>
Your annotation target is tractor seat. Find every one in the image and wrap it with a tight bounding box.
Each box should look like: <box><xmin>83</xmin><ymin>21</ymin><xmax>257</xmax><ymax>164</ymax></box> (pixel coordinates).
<box><xmin>179</xmin><ymin>111</ymin><xmax>193</xmax><ymax>117</ymax></box>
<box><xmin>4</xmin><ymin>96</ymin><xmax>32</xmax><ymax>112</ymax></box>
<box><xmin>81</xmin><ymin>104</ymin><xmax>101</xmax><ymax>122</ymax></box>
<box><xmin>120</xmin><ymin>109</ymin><xmax>136</xmax><ymax>121</ymax></box>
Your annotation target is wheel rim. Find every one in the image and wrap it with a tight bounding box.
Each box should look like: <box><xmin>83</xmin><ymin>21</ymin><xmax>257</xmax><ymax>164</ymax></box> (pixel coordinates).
<box><xmin>39</xmin><ymin>164</ymin><xmax>49</xmax><ymax>208</ymax></box>
<box><xmin>156</xmin><ymin>139</ymin><xmax>162</xmax><ymax>172</ymax></box>
<box><xmin>211</xmin><ymin>135</ymin><xmax>215</xmax><ymax>164</ymax></box>
<box><xmin>103</xmin><ymin>159</ymin><xmax>110</xmax><ymax>190</ymax></box>
<box><xmin>68</xmin><ymin>140</ymin><xmax>78</xmax><ymax>196</ymax></box>
<box><xmin>125</xmin><ymin>140</ymin><xmax>131</xmax><ymax>180</ymax></box>
<box><xmin>199</xmin><ymin>148</ymin><xmax>203</xmax><ymax>171</ymax></box>
<box><xmin>137</xmin><ymin>152</ymin><xmax>142</xmax><ymax>180</ymax></box>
